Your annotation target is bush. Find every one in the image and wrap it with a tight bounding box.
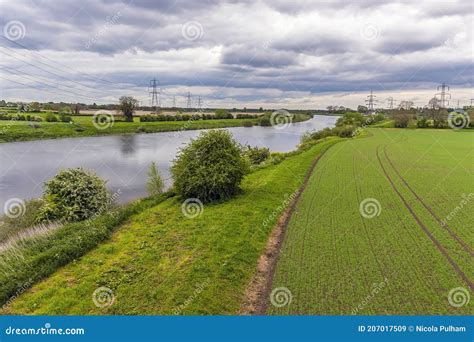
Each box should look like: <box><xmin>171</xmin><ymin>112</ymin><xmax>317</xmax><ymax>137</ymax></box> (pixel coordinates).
<box><xmin>37</xmin><ymin>168</ymin><xmax>111</xmax><ymax>222</ymax></box>
<box><xmin>243</xmin><ymin>120</ymin><xmax>253</xmax><ymax>127</ymax></box>
<box><xmin>393</xmin><ymin>113</ymin><xmax>410</xmax><ymax>128</ymax></box>
<box><xmin>236</xmin><ymin>114</ymin><xmax>258</xmax><ymax>119</ymax></box>
<box><xmin>300</xmin><ymin>131</ymin><xmax>312</xmax><ymax>145</ymax></box>
<box><xmin>59</xmin><ymin>112</ymin><xmax>73</xmax><ymax>122</ymax></box>
<box><xmin>334</xmin><ymin>125</ymin><xmax>356</xmax><ymax>137</ymax></box>
<box><xmin>259</xmin><ymin>116</ymin><xmax>271</xmax><ymax>126</ymax></box>
<box><xmin>171</xmin><ymin>130</ymin><xmax>249</xmax><ymax>202</ymax></box>
<box><xmin>44</xmin><ymin>112</ymin><xmax>58</xmax><ymax>122</ymax></box>
<box><xmin>147</xmin><ymin>162</ymin><xmax>165</xmax><ymax>196</ymax></box>
<box><xmin>416</xmin><ymin>118</ymin><xmax>429</xmax><ymax>128</ymax></box>
<box><xmin>214</xmin><ymin>109</ymin><xmax>233</xmax><ymax>119</ymax></box>
<box><xmin>336</xmin><ymin>112</ymin><xmax>364</xmax><ymax>127</ymax></box>
<box><xmin>243</xmin><ymin>145</ymin><xmax>270</xmax><ymax>165</ymax></box>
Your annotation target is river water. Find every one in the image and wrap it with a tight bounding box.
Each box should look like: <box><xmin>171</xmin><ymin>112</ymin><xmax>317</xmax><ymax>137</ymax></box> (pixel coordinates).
<box><xmin>0</xmin><ymin>115</ymin><xmax>337</xmax><ymax>207</ymax></box>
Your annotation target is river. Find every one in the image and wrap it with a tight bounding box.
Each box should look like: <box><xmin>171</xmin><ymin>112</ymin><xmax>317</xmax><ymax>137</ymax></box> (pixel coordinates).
<box><xmin>0</xmin><ymin>115</ymin><xmax>337</xmax><ymax>207</ymax></box>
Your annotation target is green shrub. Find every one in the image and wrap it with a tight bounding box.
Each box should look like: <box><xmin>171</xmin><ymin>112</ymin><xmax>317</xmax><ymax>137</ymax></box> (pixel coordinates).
<box><xmin>236</xmin><ymin>114</ymin><xmax>258</xmax><ymax>119</ymax></box>
<box><xmin>334</xmin><ymin>125</ymin><xmax>356</xmax><ymax>137</ymax></box>
<box><xmin>44</xmin><ymin>112</ymin><xmax>58</xmax><ymax>122</ymax></box>
<box><xmin>336</xmin><ymin>112</ymin><xmax>364</xmax><ymax>127</ymax></box>
<box><xmin>259</xmin><ymin>117</ymin><xmax>271</xmax><ymax>126</ymax></box>
<box><xmin>268</xmin><ymin>152</ymin><xmax>285</xmax><ymax>165</ymax></box>
<box><xmin>300</xmin><ymin>131</ymin><xmax>312</xmax><ymax>145</ymax></box>
<box><xmin>37</xmin><ymin>168</ymin><xmax>111</xmax><ymax>222</ymax></box>
<box><xmin>416</xmin><ymin>118</ymin><xmax>429</xmax><ymax>128</ymax></box>
<box><xmin>171</xmin><ymin>130</ymin><xmax>249</xmax><ymax>202</ymax></box>
<box><xmin>59</xmin><ymin>112</ymin><xmax>73</xmax><ymax>122</ymax></box>
<box><xmin>433</xmin><ymin>119</ymin><xmax>448</xmax><ymax>128</ymax></box>
<box><xmin>243</xmin><ymin>145</ymin><xmax>270</xmax><ymax>165</ymax></box>
<box><xmin>393</xmin><ymin>113</ymin><xmax>410</xmax><ymax>128</ymax></box>
<box><xmin>147</xmin><ymin>162</ymin><xmax>165</xmax><ymax>196</ymax></box>
<box><xmin>214</xmin><ymin>109</ymin><xmax>233</xmax><ymax>119</ymax></box>
<box><xmin>243</xmin><ymin>120</ymin><xmax>253</xmax><ymax>127</ymax></box>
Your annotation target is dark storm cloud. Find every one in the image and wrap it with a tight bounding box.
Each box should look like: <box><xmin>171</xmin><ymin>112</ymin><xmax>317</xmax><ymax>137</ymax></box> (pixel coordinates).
<box><xmin>221</xmin><ymin>46</ymin><xmax>298</xmax><ymax>68</ymax></box>
<box><xmin>0</xmin><ymin>0</ymin><xmax>472</xmax><ymax>104</ymax></box>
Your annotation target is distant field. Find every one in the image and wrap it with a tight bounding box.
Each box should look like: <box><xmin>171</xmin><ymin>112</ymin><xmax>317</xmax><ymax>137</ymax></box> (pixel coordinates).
<box><xmin>0</xmin><ymin>111</ymin><xmax>261</xmax><ymax>143</ymax></box>
<box><xmin>269</xmin><ymin>129</ymin><xmax>473</xmax><ymax>315</ymax></box>
<box><xmin>0</xmin><ymin>109</ymin><xmax>310</xmax><ymax>143</ymax></box>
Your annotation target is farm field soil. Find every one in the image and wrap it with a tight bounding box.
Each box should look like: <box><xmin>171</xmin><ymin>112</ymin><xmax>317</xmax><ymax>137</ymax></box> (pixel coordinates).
<box><xmin>268</xmin><ymin>128</ymin><xmax>473</xmax><ymax>315</ymax></box>
<box><xmin>2</xmin><ymin>138</ymin><xmax>341</xmax><ymax>314</ymax></box>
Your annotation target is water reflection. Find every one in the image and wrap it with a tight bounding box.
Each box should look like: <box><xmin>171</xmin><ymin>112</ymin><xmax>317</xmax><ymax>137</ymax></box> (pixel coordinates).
<box><xmin>119</xmin><ymin>135</ymin><xmax>137</xmax><ymax>156</ymax></box>
<box><xmin>0</xmin><ymin>115</ymin><xmax>337</xmax><ymax>206</ymax></box>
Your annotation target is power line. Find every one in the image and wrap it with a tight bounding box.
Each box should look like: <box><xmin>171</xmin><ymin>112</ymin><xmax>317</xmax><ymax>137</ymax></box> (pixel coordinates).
<box><xmin>0</xmin><ymin>37</ymin><xmax>116</xmax><ymax>85</ymax></box>
<box><xmin>186</xmin><ymin>92</ymin><xmax>192</xmax><ymax>111</ymax></box>
<box><xmin>365</xmin><ymin>90</ymin><xmax>377</xmax><ymax>112</ymax></box>
<box><xmin>435</xmin><ymin>83</ymin><xmax>451</xmax><ymax>108</ymax></box>
<box><xmin>0</xmin><ymin>49</ymin><xmax>117</xmax><ymax>98</ymax></box>
<box><xmin>0</xmin><ymin>67</ymin><xmax>104</xmax><ymax>101</ymax></box>
<box><xmin>148</xmin><ymin>78</ymin><xmax>159</xmax><ymax>113</ymax></box>
<box><xmin>386</xmin><ymin>96</ymin><xmax>395</xmax><ymax>110</ymax></box>
<box><xmin>0</xmin><ymin>76</ymin><xmax>99</xmax><ymax>101</ymax></box>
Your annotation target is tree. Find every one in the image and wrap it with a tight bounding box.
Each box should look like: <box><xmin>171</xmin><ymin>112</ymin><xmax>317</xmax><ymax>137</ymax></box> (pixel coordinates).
<box><xmin>171</xmin><ymin>130</ymin><xmax>249</xmax><ymax>202</ymax></box>
<box><xmin>392</xmin><ymin>111</ymin><xmax>410</xmax><ymax>128</ymax></box>
<box><xmin>59</xmin><ymin>106</ymin><xmax>72</xmax><ymax>115</ymax></box>
<box><xmin>398</xmin><ymin>100</ymin><xmax>414</xmax><ymax>111</ymax></box>
<box><xmin>29</xmin><ymin>102</ymin><xmax>41</xmax><ymax>112</ymax></box>
<box><xmin>119</xmin><ymin>96</ymin><xmax>138</xmax><ymax>122</ymax></box>
<box><xmin>432</xmin><ymin>109</ymin><xmax>448</xmax><ymax>128</ymax></box>
<box><xmin>357</xmin><ymin>105</ymin><xmax>368</xmax><ymax>113</ymax></box>
<box><xmin>427</xmin><ymin>97</ymin><xmax>440</xmax><ymax>110</ymax></box>
<box><xmin>215</xmin><ymin>108</ymin><xmax>232</xmax><ymax>119</ymax></box>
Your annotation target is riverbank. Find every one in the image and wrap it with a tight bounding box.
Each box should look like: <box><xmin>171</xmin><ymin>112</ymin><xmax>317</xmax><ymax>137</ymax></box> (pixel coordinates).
<box><xmin>0</xmin><ymin>113</ymin><xmax>312</xmax><ymax>143</ymax></box>
<box><xmin>1</xmin><ymin>137</ymin><xmax>342</xmax><ymax>314</ymax></box>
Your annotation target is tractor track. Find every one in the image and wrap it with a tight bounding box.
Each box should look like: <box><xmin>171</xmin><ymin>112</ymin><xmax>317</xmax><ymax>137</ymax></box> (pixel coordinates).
<box><xmin>376</xmin><ymin>146</ymin><xmax>473</xmax><ymax>291</ymax></box>
<box><xmin>239</xmin><ymin>143</ymin><xmax>334</xmax><ymax>315</ymax></box>
<box><xmin>383</xmin><ymin>146</ymin><xmax>473</xmax><ymax>257</ymax></box>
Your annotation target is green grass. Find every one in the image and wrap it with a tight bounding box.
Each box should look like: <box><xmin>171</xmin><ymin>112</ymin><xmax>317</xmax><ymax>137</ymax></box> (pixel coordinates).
<box><xmin>269</xmin><ymin>128</ymin><xmax>473</xmax><ymax>315</ymax></box>
<box><xmin>2</xmin><ymin>138</ymin><xmax>341</xmax><ymax>314</ymax></box>
<box><xmin>0</xmin><ymin>111</ymin><xmax>312</xmax><ymax>143</ymax></box>
<box><xmin>371</xmin><ymin>119</ymin><xmax>395</xmax><ymax>128</ymax></box>
<box><xmin>0</xmin><ymin>194</ymin><xmax>173</xmax><ymax>308</ymax></box>
<box><xmin>0</xmin><ymin>117</ymin><xmax>259</xmax><ymax>143</ymax></box>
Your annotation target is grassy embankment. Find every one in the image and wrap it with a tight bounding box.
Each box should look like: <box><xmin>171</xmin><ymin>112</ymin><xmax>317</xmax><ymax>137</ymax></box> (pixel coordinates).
<box><xmin>0</xmin><ymin>110</ymin><xmax>311</xmax><ymax>143</ymax></box>
<box><xmin>269</xmin><ymin>128</ymin><xmax>473</xmax><ymax>315</ymax></box>
<box><xmin>1</xmin><ymin>137</ymin><xmax>341</xmax><ymax>314</ymax></box>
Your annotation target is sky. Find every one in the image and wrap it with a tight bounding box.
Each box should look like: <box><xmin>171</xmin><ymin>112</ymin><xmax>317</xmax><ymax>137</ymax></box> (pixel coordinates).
<box><xmin>0</xmin><ymin>0</ymin><xmax>472</xmax><ymax>109</ymax></box>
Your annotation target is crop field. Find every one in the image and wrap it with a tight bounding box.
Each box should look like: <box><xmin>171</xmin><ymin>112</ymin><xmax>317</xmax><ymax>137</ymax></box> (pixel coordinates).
<box><xmin>268</xmin><ymin>128</ymin><xmax>473</xmax><ymax>315</ymax></box>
